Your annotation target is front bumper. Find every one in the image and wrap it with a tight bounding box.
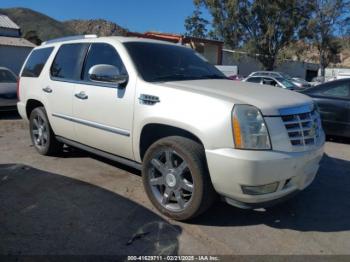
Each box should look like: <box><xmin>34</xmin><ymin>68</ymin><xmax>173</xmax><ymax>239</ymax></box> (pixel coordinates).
<box><xmin>205</xmin><ymin>142</ymin><xmax>324</xmax><ymax>208</ymax></box>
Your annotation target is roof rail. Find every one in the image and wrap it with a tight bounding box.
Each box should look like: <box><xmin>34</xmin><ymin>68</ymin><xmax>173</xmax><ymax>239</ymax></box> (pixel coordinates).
<box><xmin>41</xmin><ymin>35</ymin><xmax>98</xmax><ymax>45</ymax></box>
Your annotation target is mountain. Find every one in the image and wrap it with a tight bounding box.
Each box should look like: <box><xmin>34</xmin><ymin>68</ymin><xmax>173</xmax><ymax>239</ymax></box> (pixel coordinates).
<box><xmin>0</xmin><ymin>8</ymin><xmax>128</xmax><ymax>42</ymax></box>
<box><xmin>0</xmin><ymin>8</ymin><xmax>76</xmax><ymax>41</ymax></box>
<box><xmin>63</xmin><ymin>19</ymin><xmax>128</xmax><ymax>37</ymax></box>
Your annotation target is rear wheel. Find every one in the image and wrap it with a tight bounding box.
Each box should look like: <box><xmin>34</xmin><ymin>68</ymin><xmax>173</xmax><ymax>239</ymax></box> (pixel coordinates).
<box><xmin>29</xmin><ymin>107</ymin><xmax>62</xmax><ymax>155</ymax></box>
<box><xmin>142</xmin><ymin>136</ymin><xmax>216</xmax><ymax>220</ymax></box>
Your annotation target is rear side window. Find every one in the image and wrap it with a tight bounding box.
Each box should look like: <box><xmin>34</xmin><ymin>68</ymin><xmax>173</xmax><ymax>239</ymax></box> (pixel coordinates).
<box><xmin>82</xmin><ymin>43</ymin><xmax>127</xmax><ymax>81</ymax></box>
<box><xmin>262</xmin><ymin>78</ymin><xmax>275</xmax><ymax>85</ymax></box>
<box><xmin>21</xmin><ymin>47</ymin><xmax>53</xmax><ymax>77</ymax></box>
<box><xmin>246</xmin><ymin>77</ymin><xmax>261</xmax><ymax>83</ymax></box>
<box><xmin>51</xmin><ymin>43</ymin><xmax>89</xmax><ymax>80</ymax></box>
<box><xmin>0</xmin><ymin>69</ymin><xmax>17</xmax><ymax>83</ymax></box>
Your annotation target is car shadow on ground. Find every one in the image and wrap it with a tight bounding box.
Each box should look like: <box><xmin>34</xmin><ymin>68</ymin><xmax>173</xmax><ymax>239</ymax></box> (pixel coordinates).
<box><xmin>191</xmin><ymin>154</ymin><xmax>350</xmax><ymax>233</ymax></box>
<box><xmin>0</xmin><ymin>164</ymin><xmax>180</xmax><ymax>256</ymax></box>
<box><xmin>59</xmin><ymin>146</ymin><xmax>141</xmax><ymax>176</ymax></box>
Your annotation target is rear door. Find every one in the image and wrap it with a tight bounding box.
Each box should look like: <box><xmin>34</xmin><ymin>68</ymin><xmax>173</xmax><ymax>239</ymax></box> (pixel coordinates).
<box><xmin>309</xmin><ymin>81</ymin><xmax>350</xmax><ymax>137</ymax></box>
<box><xmin>47</xmin><ymin>43</ymin><xmax>90</xmax><ymax>140</ymax></box>
<box><xmin>72</xmin><ymin>42</ymin><xmax>135</xmax><ymax>160</ymax></box>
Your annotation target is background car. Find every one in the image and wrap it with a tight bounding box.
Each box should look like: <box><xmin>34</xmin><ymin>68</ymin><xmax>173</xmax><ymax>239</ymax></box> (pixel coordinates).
<box><xmin>292</xmin><ymin>77</ymin><xmax>312</xmax><ymax>88</ymax></box>
<box><xmin>249</xmin><ymin>71</ymin><xmax>311</xmax><ymax>89</ymax></box>
<box><xmin>243</xmin><ymin>75</ymin><xmax>297</xmax><ymax>90</ymax></box>
<box><xmin>302</xmin><ymin>78</ymin><xmax>350</xmax><ymax>138</ymax></box>
<box><xmin>310</xmin><ymin>76</ymin><xmax>326</xmax><ymax>86</ymax></box>
<box><xmin>0</xmin><ymin>67</ymin><xmax>18</xmax><ymax>111</ymax></box>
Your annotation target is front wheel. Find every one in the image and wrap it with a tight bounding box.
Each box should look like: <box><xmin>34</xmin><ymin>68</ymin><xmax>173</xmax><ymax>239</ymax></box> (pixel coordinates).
<box><xmin>142</xmin><ymin>136</ymin><xmax>216</xmax><ymax>220</ymax></box>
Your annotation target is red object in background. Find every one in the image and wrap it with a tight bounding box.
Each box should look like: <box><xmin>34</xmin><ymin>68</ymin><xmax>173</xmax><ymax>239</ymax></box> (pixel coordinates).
<box><xmin>228</xmin><ymin>75</ymin><xmax>241</xmax><ymax>81</ymax></box>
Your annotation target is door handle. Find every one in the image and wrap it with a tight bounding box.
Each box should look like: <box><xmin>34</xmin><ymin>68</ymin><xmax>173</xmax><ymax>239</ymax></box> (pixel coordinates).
<box><xmin>75</xmin><ymin>91</ymin><xmax>88</xmax><ymax>100</ymax></box>
<box><xmin>42</xmin><ymin>87</ymin><xmax>52</xmax><ymax>93</ymax></box>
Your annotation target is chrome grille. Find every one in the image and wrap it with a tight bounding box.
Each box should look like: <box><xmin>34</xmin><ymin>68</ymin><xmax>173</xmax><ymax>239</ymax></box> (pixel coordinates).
<box><xmin>281</xmin><ymin>110</ymin><xmax>321</xmax><ymax>146</ymax></box>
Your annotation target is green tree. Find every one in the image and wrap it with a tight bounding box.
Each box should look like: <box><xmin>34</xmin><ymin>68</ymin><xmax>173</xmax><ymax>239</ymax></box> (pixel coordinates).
<box><xmin>239</xmin><ymin>0</ymin><xmax>309</xmax><ymax>70</ymax></box>
<box><xmin>184</xmin><ymin>8</ymin><xmax>209</xmax><ymax>38</ymax></box>
<box><xmin>301</xmin><ymin>0</ymin><xmax>350</xmax><ymax>76</ymax></box>
<box><xmin>196</xmin><ymin>0</ymin><xmax>307</xmax><ymax>70</ymax></box>
<box><xmin>194</xmin><ymin>0</ymin><xmax>242</xmax><ymax>48</ymax></box>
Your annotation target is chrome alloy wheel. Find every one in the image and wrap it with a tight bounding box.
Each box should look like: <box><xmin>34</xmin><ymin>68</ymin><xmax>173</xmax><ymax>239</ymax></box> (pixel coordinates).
<box><xmin>31</xmin><ymin>114</ymin><xmax>48</xmax><ymax>149</ymax></box>
<box><xmin>148</xmin><ymin>149</ymin><xmax>194</xmax><ymax>212</ymax></box>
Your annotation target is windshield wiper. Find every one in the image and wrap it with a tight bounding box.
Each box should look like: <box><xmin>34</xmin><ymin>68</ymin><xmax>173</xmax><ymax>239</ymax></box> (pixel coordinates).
<box><xmin>151</xmin><ymin>73</ymin><xmax>228</xmax><ymax>82</ymax></box>
<box><xmin>151</xmin><ymin>74</ymin><xmax>196</xmax><ymax>82</ymax></box>
<box><xmin>195</xmin><ymin>74</ymin><xmax>228</xmax><ymax>80</ymax></box>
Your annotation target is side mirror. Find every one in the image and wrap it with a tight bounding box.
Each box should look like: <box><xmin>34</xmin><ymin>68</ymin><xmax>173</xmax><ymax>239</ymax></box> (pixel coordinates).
<box><xmin>88</xmin><ymin>64</ymin><xmax>128</xmax><ymax>85</ymax></box>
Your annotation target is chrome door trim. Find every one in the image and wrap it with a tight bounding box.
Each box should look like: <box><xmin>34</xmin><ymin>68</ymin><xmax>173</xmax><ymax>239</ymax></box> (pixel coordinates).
<box><xmin>52</xmin><ymin>113</ymin><xmax>130</xmax><ymax>137</ymax></box>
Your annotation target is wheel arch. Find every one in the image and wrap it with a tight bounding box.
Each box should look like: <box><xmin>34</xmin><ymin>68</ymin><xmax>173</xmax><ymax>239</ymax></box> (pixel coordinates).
<box><xmin>26</xmin><ymin>99</ymin><xmax>44</xmax><ymax>119</ymax></box>
<box><xmin>138</xmin><ymin>123</ymin><xmax>205</xmax><ymax>161</ymax></box>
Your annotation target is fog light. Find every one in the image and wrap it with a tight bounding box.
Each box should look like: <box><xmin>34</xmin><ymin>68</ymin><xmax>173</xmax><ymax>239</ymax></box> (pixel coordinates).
<box><xmin>241</xmin><ymin>182</ymin><xmax>279</xmax><ymax>195</ymax></box>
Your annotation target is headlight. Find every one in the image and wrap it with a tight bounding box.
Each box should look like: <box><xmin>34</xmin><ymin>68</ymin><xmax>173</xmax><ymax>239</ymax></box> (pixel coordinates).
<box><xmin>232</xmin><ymin>104</ymin><xmax>271</xmax><ymax>150</ymax></box>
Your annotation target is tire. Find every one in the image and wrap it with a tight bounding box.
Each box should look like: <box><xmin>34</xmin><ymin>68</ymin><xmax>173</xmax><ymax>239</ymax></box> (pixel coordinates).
<box><xmin>142</xmin><ymin>136</ymin><xmax>216</xmax><ymax>221</ymax></box>
<box><xmin>29</xmin><ymin>106</ymin><xmax>62</xmax><ymax>156</ymax></box>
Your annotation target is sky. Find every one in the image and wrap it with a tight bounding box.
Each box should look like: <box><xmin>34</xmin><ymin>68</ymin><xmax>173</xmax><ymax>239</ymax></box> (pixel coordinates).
<box><xmin>0</xmin><ymin>0</ymin><xmax>211</xmax><ymax>34</ymax></box>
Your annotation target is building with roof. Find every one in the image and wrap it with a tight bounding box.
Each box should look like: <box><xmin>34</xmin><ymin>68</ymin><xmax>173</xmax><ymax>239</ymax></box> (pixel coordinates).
<box><xmin>127</xmin><ymin>31</ymin><xmax>224</xmax><ymax>65</ymax></box>
<box><xmin>0</xmin><ymin>14</ymin><xmax>35</xmax><ymax>75</ymax></box>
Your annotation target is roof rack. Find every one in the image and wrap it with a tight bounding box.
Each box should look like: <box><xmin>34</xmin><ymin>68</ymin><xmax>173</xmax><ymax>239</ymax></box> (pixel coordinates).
<box><xmin>41</xmin><ymin>35</ymin><xmax>98</xmax><ymax>45</ymax></box>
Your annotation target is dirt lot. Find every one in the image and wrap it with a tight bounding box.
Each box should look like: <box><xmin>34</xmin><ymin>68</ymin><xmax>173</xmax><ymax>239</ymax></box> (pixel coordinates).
<box><xmin>0</xmin><ymin>112</ymin><xmax>350</xmax><ymax>256</ymax></box>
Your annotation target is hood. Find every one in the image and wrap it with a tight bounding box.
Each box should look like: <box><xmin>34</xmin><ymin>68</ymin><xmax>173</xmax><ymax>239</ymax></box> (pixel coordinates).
<box><xmin>161</xmin><ymin>79</ymin><xmax>313</xmax><ymax>116</ymax></box>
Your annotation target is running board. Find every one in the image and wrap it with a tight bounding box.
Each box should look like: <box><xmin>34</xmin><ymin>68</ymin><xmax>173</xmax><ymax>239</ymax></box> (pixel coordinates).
<box><xmin>56</xmin><ymin>136</ymin><xmax>142</xmax><ymax>170</ymax></box>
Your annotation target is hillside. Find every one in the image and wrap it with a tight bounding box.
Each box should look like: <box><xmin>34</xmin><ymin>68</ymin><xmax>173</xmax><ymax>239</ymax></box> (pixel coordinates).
<box><xmin>0</xmin><ymin>8</ymin><xmax>128</xmax><ymax>42</ymax></box>
<box><xmin>63</xmin><ymin>19</ymin><xmax>128</xmax><ymax>37</ymax></box>
<box><xmin>0</xmin><ymin>8</ymin><xmax>76</xmax><ymax>40</ymax></box>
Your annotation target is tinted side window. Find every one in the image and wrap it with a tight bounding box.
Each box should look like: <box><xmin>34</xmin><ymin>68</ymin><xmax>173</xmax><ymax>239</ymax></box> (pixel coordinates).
<box><xmin>314</xmin><ymin>82</ymin><xmax>350</xmax><ymax>99</ymax></box>
<box><xmin>51</xmin><ymin>43</ymin><xmax>89</xmax><ymax>80</ymax></box>
<box><xmin>22</xmin><ymin>47</ymin><xmax>54</xmax><ymax>77</ymax></box>
<box><xmin>262</xmin><ymin>78</ymin><xmax>274</xmax><ymax>85</ymax></box>
<box><xmin>247</xmin><ymin>77</ymin><xmax>261</xmax><ymax>83</ymax></box>
<box><xmin>83</xmin><ymin>43</ymin><xmax>127</xmax><ymax>81</ymax></box>
<box><xmin>322</xmin><ymin>84</ymin><xmax>350</xmax><ymax>98</ymax></box>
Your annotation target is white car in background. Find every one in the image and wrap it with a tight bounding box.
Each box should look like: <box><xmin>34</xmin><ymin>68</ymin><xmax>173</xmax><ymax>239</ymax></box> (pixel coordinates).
<box><xmin>0</xmin><ymin>67</ymin><xmax>18</xmax><ymax>111</ymax></box>
<box><xmin>243</xmin><ymin>75</ymin><xmax>298</xmax><ymax>90</ymax></box>
<box><xmin>249</xmin><ymin>71</ymin><xmax>312</xmax><ymax>89</ymax></box>
<box><xmin>17</xmin><ymin>35</ymin><xmax>325</xmax><ymax>220</ymax></box>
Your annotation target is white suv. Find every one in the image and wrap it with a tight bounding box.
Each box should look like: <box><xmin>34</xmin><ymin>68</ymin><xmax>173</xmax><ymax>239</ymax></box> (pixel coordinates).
<box><xmin>17</xmin><ymin>35</ymin><xmax>325</xmax><ymax>220</ymax></box>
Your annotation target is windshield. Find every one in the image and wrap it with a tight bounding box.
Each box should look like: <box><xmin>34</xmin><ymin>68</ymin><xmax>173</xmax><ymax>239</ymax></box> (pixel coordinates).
<box><xmin>0</xmin><ymin>69</ymin><xmax>17</xmax><ymax>83</ymax></box>
<box><xmin>275</xmin><ymin>77</ymin><xmax>296</xmax><ymax>89</ymax></box>
<box><xmin>124</xmin><ymin>42</ymin><xmax>226</xmax><ymax>82</ymax></box>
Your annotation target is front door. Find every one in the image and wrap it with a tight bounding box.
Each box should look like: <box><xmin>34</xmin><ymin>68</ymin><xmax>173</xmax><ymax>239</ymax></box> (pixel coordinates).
<box><xmin>72</xmin><ymin>43</ymin><xmax>135</xmax><ymax>160</ymax></box>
